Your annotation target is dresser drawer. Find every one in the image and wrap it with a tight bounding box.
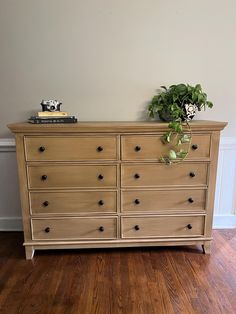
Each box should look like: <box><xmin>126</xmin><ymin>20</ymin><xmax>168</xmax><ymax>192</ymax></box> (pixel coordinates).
<box><xmin>28</xmin><ymin>165</ymin><xmax>117</xmax><ymax>189</ymax></box>
<box><xmin>121</xmin><ymin>163</ymin><xmax>208</xmax><ymax>187</ymax></box>
<box><xmin>25</xmin><ymin>136</ymin><xmax>118</xmax><ymax>161</ymax></box>
<box><xmin>121</xmin><ymin>215</ymin><xmax>205</xmax><ymax>238</ymax></box>
<box><xmin>122</xmin><ymin>189</ymin><xmax>206</xmax><ymax>213</ymax></box>
<box><xmin>31</xmin><ymin>217</ymin><xmax>117</xmax><ymax>240</ymax></box>
<box><xmin>29</xmin><ymin>191</ymin><xmax>117</xmax><ymax>214</ymax></box>
<box><xmin>121</xmin><ymin>134</ymin><xmax>210</xmax><ymax>160</ymax></box>
<box><xmin>30</xmin><ymin>191</ymin><xmax>117</xmax><ymax>214</ymax></box>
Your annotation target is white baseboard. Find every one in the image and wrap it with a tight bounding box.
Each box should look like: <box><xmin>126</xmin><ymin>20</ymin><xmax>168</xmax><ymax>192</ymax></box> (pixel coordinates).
<box><xmin>0</xmin><ymin>217</ymin><xmax>22</xmax><ymax>231</ymax></box>
<box><xmin>213</xmin><ymin>215</ymin><xmax>236</xmax><ymax>229</ymax></box>
<box><xmin>0</xmin><ymin>138</ymin><xmax>16</xmax><ymax>152</ymax></box>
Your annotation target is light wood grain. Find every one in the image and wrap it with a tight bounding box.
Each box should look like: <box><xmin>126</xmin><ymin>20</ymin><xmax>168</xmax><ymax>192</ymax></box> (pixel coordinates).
<box><xmin>121</xmin><ymin>134</ymin><xmax>211</xmax><ymax>160</ymax></box>
<box><xmin>24</xmin><ymin>238</ymin><xmax>211</xmax><ymax>247</ymax></box>
<box><xmin>14</xmin><ymin>135</ymin><xmax>32</xmax><ymax>243</ymax></box>
<box><xmin>121</xmin><ymin>215</ymin><xmax>205</xmax><ymax>238</ymax></box>
<box><xmin>25</xmin><ymin>136</ymin><xmax>118</xmax><ymax>161</ymax></box>
<box><xmin>28</xmin><ymin>164</ymin><xmax>118</xmax><ymax>189</ymax></box>
<box><xmin>30</xmin><ymin>190</ymin><xmax>117</xmax><ymax>214</ymax></box>
<box><xmin>121</xmin><ymin>189</ymin><xmax>206</xmax><ymax>212</ymax></box>
<box><xmin>202</xmin><ymin>241</ymin><xmax>211</xmax><ymax>254</ymax></box>
<box><xmin>8</xmin><ymin>121</ymin><xmax>226</xmax><ymax>259</ymax></box>
<box><xmin>7</xmin><ymin>120</ymin><xmax>227</xmax><ymax>133</ymax></box>
<box><xmin>25</xmin><ymin>246</ymin><xmax>35</xmax><ymax>259</ymax></box>
<box><xmin>204</xmin><ymin>131</ymin><xmax>221</xmax><ymax>238</ymax></box>
<box><xmin>121</xmin><ymin>163</ymin><xmax>208</xmax><ymax>187</ymax></box>
<box><xmin>31</xmin><ymin>217</ymin><xmax>118</xmax><ymax>240</ymax></box>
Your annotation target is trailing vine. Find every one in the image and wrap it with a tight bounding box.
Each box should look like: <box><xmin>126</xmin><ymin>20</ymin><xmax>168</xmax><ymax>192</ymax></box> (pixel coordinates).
<box><xmin>148</xmin><ymin>84</ymin><xmax>213</xmax><ymax>164</ymax></box>
<box><xmin>159</xmin><ymin>120</ymin><xmax>192</xmax><ymax>164</ymax></box>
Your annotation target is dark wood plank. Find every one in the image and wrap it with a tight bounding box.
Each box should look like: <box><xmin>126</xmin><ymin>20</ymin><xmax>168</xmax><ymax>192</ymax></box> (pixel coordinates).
<box><xmin>0</xmin><ymin>230</ymin><xmax>236</xmax><ymax>314</ymax></box>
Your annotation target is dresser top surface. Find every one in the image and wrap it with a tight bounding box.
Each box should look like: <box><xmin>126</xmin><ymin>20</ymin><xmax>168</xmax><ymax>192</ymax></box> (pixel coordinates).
<box><xmin>8</xmin><ymin>120</ymin><xmax>227</xmax><ymax>134</ymax></box>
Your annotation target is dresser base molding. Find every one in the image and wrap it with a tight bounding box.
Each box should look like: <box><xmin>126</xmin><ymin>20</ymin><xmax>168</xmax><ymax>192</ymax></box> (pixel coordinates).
<box><xmin>24</xmin><ymin>238</ymin><xmax>213</xmax><ymax>259</ymax></box>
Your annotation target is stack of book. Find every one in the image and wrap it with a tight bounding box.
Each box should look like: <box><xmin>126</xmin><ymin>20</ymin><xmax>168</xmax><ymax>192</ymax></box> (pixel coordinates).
<box><xmin>28</xmin><ymin>111</ymin><xmax>78</xmax><ymax>124</ymax></box>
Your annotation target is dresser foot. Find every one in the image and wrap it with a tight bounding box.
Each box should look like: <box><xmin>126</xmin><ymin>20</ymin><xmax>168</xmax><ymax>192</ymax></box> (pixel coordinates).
<box><xmin>25</xmin><ymin>246</ymin><xmax>35</xmax><ymax>260</ymax></box>
<box><xmin>202</xmin><ymin>242</ymin><xmax>211</xmax><ymax>254</ymax></box>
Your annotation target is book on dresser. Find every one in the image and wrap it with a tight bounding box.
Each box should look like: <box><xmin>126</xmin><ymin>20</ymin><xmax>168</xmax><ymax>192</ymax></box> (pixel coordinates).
<box><xmin>7</xmin><ymin>120</ymin><xmax>227</xmax><ymax>259</ymax></box>
<box><xmin>37</xmin><ymin>111</ymin><xmax>69</xmax><ymax>117</ymax></box>
<box><xmin>28</xmin><ymin>115</ymin><xmax>77</xmax><ymax>124</ymax></box>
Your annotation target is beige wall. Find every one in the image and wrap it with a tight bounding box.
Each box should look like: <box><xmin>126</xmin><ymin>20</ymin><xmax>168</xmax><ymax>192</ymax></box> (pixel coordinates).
<box><xmin>0</xmin><ymin>0</ymin><xmax>235</xmax><ymax>137</ymax></box>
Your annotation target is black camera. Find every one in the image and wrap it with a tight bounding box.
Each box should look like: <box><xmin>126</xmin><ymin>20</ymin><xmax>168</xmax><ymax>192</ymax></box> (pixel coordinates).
<box><xmin>41</xmin><ymin>100</ymin><xmax>62</xmax><ymax>112</ymax></box>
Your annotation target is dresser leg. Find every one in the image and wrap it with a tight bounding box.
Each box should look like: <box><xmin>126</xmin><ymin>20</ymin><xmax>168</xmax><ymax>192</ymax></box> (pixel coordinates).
<box><xmin>25</xmin><ymin>246</ymin><xmax>35</xmax><ymax>260</ymax></box>
<box><xmin>202</xmin><ymin>242</ymin><xmax>211</xmax><ymax>254</ymax></box>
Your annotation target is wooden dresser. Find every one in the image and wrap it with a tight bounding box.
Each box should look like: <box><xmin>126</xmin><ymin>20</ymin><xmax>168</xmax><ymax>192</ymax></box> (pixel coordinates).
<box><xmin>8</xmin><ymin>121</ymin><xmax>226</xmax><ymax>259</ymax></box>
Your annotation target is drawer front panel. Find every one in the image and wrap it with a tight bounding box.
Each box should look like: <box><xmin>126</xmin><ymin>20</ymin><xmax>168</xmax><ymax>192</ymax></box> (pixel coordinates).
<box><xmin>32</xmin><ymin>217</ymin><xmax>117</xmax><ymax>240</ymax></box>
<box><xmin>121</xmin><ymin>163</ymin><xmax>208</xmax><ymax>187</ymax></box>
<box><xmin>122</xmin><ymin>189</ymin><xmax>206</xmax><ymax>212</ymax></box>
<box><xmin>28</xmin><ymin>165</ymin><xmax>117</xmax><ymax>189</ymax></box>
<box><xmin>121</xmin><ymin>134</ymin><xmax>210</xmax><ymax>160</ymax></box>
<box><xmin>25</xmin><ymin>136</ymin><xmax>118</xmax><ymax>161</ymax></box>
<box><xmin>122</xmin><ymin>215</ymin><xmax>205</xmax><ymax>238</ymax></box>
<box><xmin>30</xmin><ymin>191</ymin><xmax>117</xmax><ymax>214</ymax></box>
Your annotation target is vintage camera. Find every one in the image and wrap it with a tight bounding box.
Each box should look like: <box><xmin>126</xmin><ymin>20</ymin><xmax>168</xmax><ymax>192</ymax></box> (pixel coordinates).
<box><xmin>41</xmin><ymin>100</ymin><xmax>62</xmax><ymax>112</ymax></box>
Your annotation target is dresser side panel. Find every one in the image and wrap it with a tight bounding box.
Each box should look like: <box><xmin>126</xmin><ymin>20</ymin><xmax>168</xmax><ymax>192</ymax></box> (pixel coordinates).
<box><xmin>15</xmin><ymin>134</ymin><xmax>32</xmax><ymax>242</ymax></box>
<box><xmin>205</xmin><ymin>131</ymin><xmax>221</xmax><ymax>237</ymax></box>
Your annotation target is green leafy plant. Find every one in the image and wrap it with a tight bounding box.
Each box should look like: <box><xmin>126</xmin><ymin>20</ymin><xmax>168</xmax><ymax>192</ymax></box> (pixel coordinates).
<box><xmin>148</xmin><ymin>83</ymin><xmax>213</xmax><ymax>164</ymax></box>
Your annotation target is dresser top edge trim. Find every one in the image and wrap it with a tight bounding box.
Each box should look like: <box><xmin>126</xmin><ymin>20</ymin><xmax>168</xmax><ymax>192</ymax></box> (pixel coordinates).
<box><xmin>7</xmin><ymin>120</ymin><xmax>227</xmax><ymax>134</ymax></box>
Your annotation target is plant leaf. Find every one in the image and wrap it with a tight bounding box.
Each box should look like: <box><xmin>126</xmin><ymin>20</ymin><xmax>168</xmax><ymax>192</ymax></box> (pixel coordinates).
<box><xmin>176</xmin><ymin>150</ymin><xmax>188</xmax><ymax>158</ymax></box>
<box><xmin>180</xmin><ymin>134</ymin><xmax>190</xmax><ymax>143</ymax></box>
<box><xmin>160</xmin><ymin>85</ymin><xmax>167</xmax><ymax>91</ymax></box>
<box><xmin>169</xmin><ymin>150</ymin><xmax>177</xmax><ymax>159</ymax></box>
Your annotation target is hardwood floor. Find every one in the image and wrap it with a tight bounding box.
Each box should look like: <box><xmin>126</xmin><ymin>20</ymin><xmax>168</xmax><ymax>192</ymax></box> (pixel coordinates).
<box><xmin>0</xmin><ymin>230</ymin><xmax>236</xmax><ymax>314</ymax></box>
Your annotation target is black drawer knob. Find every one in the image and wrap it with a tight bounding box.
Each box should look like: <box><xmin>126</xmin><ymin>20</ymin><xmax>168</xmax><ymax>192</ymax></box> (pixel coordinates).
<box><xmin>41</xmin><ymin>175</ymin><xmax>47</xmax><ymax>181</ymax></box>
<box><xmin>188</xmin><ymin>198</ymin><xmax>194</xmax><ymax>203</ymax></box>
<box><xmin>97</xmin><ymin>146</ymin><xmax>103</xmax><ymax>152</ymax></box>
<box><xmin>187</xmin><ymin>224</ymin><xmax>192</xmax><ymax>229</ymax></box>
<box><xmin>134</xmin><ymin>225</ymin><xmax>140</xmax><ymax>231</ymax></box>
<box><xmin>189</xmin><ymin>172</ymin><xmax>195</xmax><ymax>178</ymax></box>
<box><xmin>135</xmin><ymin>146</ymin><xmax>141</xmax><ymax>152</ymax></box>
<box><xmin>134</xmin><ymin>199</ymin><xmax>140</xmax><ymax>205</ymax></box>
<box><xmin>98</xmin><ymin>174</ymin><xmax>104</xmax><ymax>180</ymax></box>
<box><xmin>44</xmin><ymin>227</ymin><xmax>50</xmax><ymax>233</ymax></box>
<box><xmin>43</xmin><ymin>201</ymin><xmax>49</xmax><ymax>207</ymax></box>
<box><xmin>39</xmin><ymin>146</ymin><xmax>45</xmax><ymax>152</ymax></box>
<box><xmin>134</xmin><ymin>173</ymin><xmax>140</xmax><ymax>179</ymax></box>
<box><xmin>99</xmin><ymin>226</ymin><xmax>104</xmax><ymax>232</ymax></box>
<box><xmin>98</xmin><ymin>200</ymin><xmax>104</xmax><ymax>206</ymax></box>
<box><xmin>192</xmin><ymin>144</ymin><xmax>198</xmax><ymax>150</ymax></box>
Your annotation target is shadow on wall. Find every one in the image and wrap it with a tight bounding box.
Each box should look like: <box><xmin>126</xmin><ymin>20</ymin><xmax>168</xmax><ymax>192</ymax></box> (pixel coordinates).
<box><xmin>137</xmin><ymin>101</ymin><xmax>150</xmax><ymax>121</ymax></box>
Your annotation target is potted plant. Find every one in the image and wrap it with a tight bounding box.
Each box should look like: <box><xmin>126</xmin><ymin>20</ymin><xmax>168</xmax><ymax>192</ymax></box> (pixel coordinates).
<box><xmin>148</xmin><ymin>83</ymin><xmax>213</xmax><ymax>164</ymax></box>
